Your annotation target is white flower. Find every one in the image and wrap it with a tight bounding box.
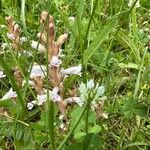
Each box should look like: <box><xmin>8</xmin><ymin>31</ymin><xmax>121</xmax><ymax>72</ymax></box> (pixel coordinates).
<box><xmin>0</xmin><ymin>25</ymin><xmax>6</xmax><ymax>28</ymax></box>
<box><xmin>27</xmin><ymin>101</ymin><xmax>36</xmax><ymax>110</ymax></box>
<box><xmin>60</xmin><ymin>123</ymin><xmax>65</xmax><ymax>129</ymax></box>
<box><xmin>1</xmin><ymin>88</ymin><xmax>17</xmax><ymax>100</ymax></box>
<box><xmin>18</xmin><ymin>50</ymin><xmax>33</xmax><ymax>57</ymax></box>
<box><xmin>79</xmin><ymin>82</ymin><xmax>88</xmax><ymax>101</ymax></box>
<box><xmin>65</xmin><ymin>97</ymin><xmax>84</xmax><ymax>107</ymax></box>
<box><xmin>27</xmin><ymin>103</ymin><xmax>34</xmax><ymax>110</ymax></box>
<box><xmin>0</xmin><ymin>71</ymin><xmax>6</xmax><ymax>78</ymax></box>
<box><xmin>61</xmin><ymin>64</ymin><xmax>82</xmax><ymax>76</ymax></box>
<box><xmin>37</xmin><ymin>87</ymin><xmax>61</xmax><ymax>105</ymax></box>
<box><xmin>79</xmin><ymin>80</ymin><xmax>105</xmax><ymax>104</ymax></box>
<box><xmin>37</xmin><ymin>94</ymin><xmax>47</xmax><ymax>105</ymax></box>
<box><xmin>97</xmin><ymin>86</ymin><xmax>105</xmax><ymax>96</ymax></box>
<box><xmin>7</xmin><ymin>33</ymin><xmax>15</xmax><ymax>40</ymax></box>
<box><xmin>28</xmin><ymin>89</ymin><xmax>62</xmax><ymax>106</ymax></box>
<box><xmin>14</xmin><ymin>24</ymin><xmax>19</xmax><ymax>31</ymax></box>
<box><xmin>69</xmin><ymin>16</ymin><xmax>75</xmax><ymax>21</ymax></box>
<box><xmin>22</xmin><ymin>79</ymin><xmax>35</xmax><ymax>87</ymax></box>
<box><xmin>59</xmin><ymin>114</ymin><xmax>65</xmax><ymax>120</ymax></box>
<box><xmin>31</xmin><ymin>41</ymin><xmax>46</xmax><ymax>53</ymax></box>
<box><xmin>51</xmin><ymin>87</ymin><xmax>61</xmax><ymax>102</ymax></box>
<box><xmin>87</xmin><ymin>79</ymin><xmax>95</xmax><ymax>90</ymax></box>
<box><xmin>30</xmin><ymin>64</ymin><xmax>46</xmax><ymax>78</ymax></box>
<box><xmin>20</xmin><ymin>37</ymin><xmax>27</xmax><ymax>44</ymax></box>
<box><xmin>50</xmin><ymin>56</ymin><xmax>62</xmax><ymax>67</ymax></box>
<box><xmin>1</xmin><ymin>43</ymin><xmax>8</xmax><ymax>49</ymax></box>
<box><xmin>101</xmin><ymin>113</ymin><xmax>108</xmax><ymax>119</ymax></box>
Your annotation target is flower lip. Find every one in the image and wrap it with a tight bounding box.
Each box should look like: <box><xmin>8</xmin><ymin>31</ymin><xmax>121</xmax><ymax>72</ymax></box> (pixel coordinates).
<box><xmin>0</xmin><ymin>71</ymin><xmax>6</xmax><ymax>78</ymax></box>
<box><xmin>27</xmin><ymin>103</ymin><xmax>34</xmax><ymax>110</ymax></box>
<box><xmin>31</xmin><ymin>41</ymin><xmax>46</xmax><ymax>53</ymax></box>
<box><xmin>51</xmin><ymin>87</ymin><xmax>61</xmax><ymax>102</ymax></box>
<box><xmin>60</xmin><ymin>64</ymin><xmax>82</xmax><ymax>76</ymax></box>
<box><xmin>65</xmin><ymin>97</ymin><xmax>84</xmax><ymax>107</ymax></box>
<box><xmin>50</xmin><ymin>55</ymin><xmax>62</xmax><ymax>67</ymax></box>
<box><xmin>7</xmin><ymin>33</ymin><xmax>15</xmax><ymax>40</ymax></box>
<box><xmin>1</xmin><ymin>88</ymin><xmax>17</xmax><ymax>100</ymax></box>
<box><xmin>30</xmin><ymin>64</ymin><xmax>46</xmax><ymax>78</ymax></box>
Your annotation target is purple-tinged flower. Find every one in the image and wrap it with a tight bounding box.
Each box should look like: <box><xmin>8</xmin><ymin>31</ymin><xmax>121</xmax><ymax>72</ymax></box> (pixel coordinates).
<box><xmin>50</xmin><ymin>56</ymin><xmax>62</xmax><ymax>67</ymax></box>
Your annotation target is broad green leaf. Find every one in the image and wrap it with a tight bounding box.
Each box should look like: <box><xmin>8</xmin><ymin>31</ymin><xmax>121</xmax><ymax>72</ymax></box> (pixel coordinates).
<box><xmin>87</xmin><ymin>134</ymin><xmax>103</xmax><ymax>150</ymax></box>
<box><xmin>89</xmin><ymin>125</ymin><xmax>102</xmax><ymax>134</ymax></box>
<box><xmin>135</xmin><ymin>104</ymin><xmax>148</xmax><ymax>117</ymax></box>
<box><xmin>74</xmin><ymin>131</ymin><xmax>86</xmax><ymax>140</ymax></box>
<box><xmin>70</xmin><ymin>107</ymin><xmax>84</xmax><ymax>132</ymax></box>
<box><xmin>83</xmin><ymin>133</ymin><xmax>93</xmax><ymax>149</ymax></box>
<box><xmin>121</xmin><ymin>97</ymin><xmax>137</xmax><ymax>118</ymax></box>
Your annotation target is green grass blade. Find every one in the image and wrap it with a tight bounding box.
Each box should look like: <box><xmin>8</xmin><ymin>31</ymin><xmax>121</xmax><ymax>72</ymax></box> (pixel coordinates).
<box><xmin>115</xmin><ymin>30</ymin><xmax>141</xmax><ymax>63</ymax></box>
<box><xmin>83</xmin><ymin>17</ymin><xmax>118</xmax><ymax>64</ymax></box>
<box><xmin>0</xmin><ymin>57</ymin><xmax>26</xmax><ymax>113</ymax></box>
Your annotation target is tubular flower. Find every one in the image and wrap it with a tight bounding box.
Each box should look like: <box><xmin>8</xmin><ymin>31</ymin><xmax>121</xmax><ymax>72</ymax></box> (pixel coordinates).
<box><xmin>65</xmin><ymin>97</ymin><xmax>84</xmax><ymax>107</ymax></box>
<box><xmin>30</xmin><ymin>64</ymin><xmax>46</xmax><ymax>79</ymax></box>
<box><xmin>50</xmin><ymin>56</ymin><xmax>62</xmax><ymax>67</ymax></box>
<box><xmin>1</xmin><ymin>88</ymin><xmax>17</xmax><ymax>100</ymax></box>
<box><xmin>0</xmin><ymin>71</ymin><xmax>6</xmax><ymax>78</ymax></box>
<box><xmin>27</xmin><ymin>101</ymin><xmax>36</xmax><ymax>110</ymax></box>
<box><xmin>31</xmin><ymin>41</ymin><xmax>46</xmax><ymax>53</ymax></box>
<box><xmin>51</xmin><ymin>87</ymin><xmax>61</xmax><ymax>102</ymax></box>
<box><xmin>60</xmin><ymin>64</ymin><xmax>82</xmax><ymax>76</ymax></box>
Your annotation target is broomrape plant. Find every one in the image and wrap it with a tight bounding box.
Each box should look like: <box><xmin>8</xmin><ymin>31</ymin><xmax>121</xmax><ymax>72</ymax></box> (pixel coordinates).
<box><xmin>0</xmin><ymin>11</ymin><xmax>107</xmax><ymax>149</ymax></box>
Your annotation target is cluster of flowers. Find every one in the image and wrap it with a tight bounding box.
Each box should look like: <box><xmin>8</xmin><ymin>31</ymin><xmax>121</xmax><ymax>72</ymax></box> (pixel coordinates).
<box><xmin>0</xmin><ymin>11</ymin><xmax>107</xmax><ymax>130</ymax></box>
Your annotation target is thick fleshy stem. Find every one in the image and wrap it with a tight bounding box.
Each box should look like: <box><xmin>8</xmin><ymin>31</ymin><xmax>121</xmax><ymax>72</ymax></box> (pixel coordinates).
<box><xmin>85</xmin><ymin>100</ymin><xmax>91</xmax><ymax>133</ymax></box>
<box><xmin>39</xmin><ymin>11</ymin><xmax>68</xmax><ymax>117</ymax></box>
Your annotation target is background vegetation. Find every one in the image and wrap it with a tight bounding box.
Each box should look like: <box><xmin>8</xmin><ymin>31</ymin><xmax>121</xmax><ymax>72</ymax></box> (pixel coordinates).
<box><xmin>0</xmin><ymin>0</ymin><xmax>150</xmax><ymax>149</ymax></box>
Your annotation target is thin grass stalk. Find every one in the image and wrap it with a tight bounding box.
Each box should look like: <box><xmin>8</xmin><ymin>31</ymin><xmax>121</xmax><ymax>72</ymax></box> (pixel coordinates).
<box><xmin>83</xmin><ymin>0</ymin><xmax>99</xmax><ymax>48</ymax></box>
<box><xmin>21</xmin><ymin>0</ymin><xmax>29</xmax><ymax>37</ymax></box>
<box><xmin>46</xmin><ymin>15</ymin><xmax>55</xmax><ymax>150</ymax></box>
<box><xmin>82</xmin><ymin>0</ymin><xmax>99</xmax><ymax>83</ymax></box>
<box><xmin>85</xmin><ymin>100</ymin><xmax>91</xmax><ymax>133</ymax></box>
<box><xmin>0</xmin><ymin>113</ymin><xmax>29</xmax><ymax>126</ymax></box>
<box><xmin>134</xmin><ymin>47</ymin><xmax>147</xmax><ymax>99</ymax></box>
<box><xmin>131</xmin><ymin>0</ymin><xmax>138</xmax><ymax>37</ymax></box>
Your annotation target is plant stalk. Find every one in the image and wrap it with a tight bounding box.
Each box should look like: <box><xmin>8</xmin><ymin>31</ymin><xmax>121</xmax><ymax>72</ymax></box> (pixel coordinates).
<box><xmin>85</xmin><ymin>100</ymin><xmax>91</xmax><ymax>133</ymax></box>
